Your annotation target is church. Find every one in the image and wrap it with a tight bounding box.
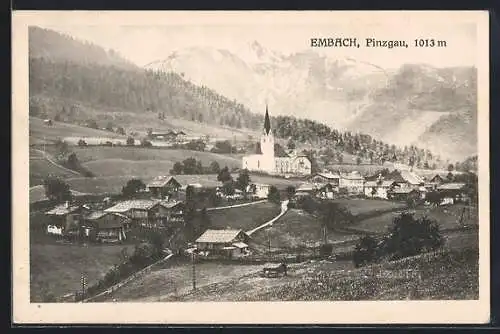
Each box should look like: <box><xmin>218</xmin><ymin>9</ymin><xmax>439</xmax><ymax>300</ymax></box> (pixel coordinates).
<box><xmin>242</xmin><ymin>106</ymin><xmax>312</xmax><ymax>176</ymax></box>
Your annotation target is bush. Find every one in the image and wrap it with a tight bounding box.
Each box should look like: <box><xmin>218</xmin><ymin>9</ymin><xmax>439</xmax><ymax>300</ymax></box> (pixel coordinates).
<box><xmin>268</xmin><ymin>186</ymin><xmax>280</xmax><ymax>204</ymax></box>
<box><xmin>77</xmin><ymin>139</ymin><xmax>87</xmax><ymax>146</ymax></box>
<box><xmin>353</xmin><ymin>235</ymin><xmax>379</xmax><ymax>268</ymax></box>
<box><xmin>126</xmin><ymin>136</ymin><xmax>135</xmax><ymax>146</ymax></box>
<box><xmin>43</xmin><ymin>177</ymin><xmax>72</xmax><ymax>202</ymax></box>
<box><xmin>122</xmin><ymin>179</ymin><xmax>146</xmax><ymax>198</ymax></box>
<box><xmin>383</xmin><ymin>212</ymin><xmax>444</xmax><ymax>260</ymax></box>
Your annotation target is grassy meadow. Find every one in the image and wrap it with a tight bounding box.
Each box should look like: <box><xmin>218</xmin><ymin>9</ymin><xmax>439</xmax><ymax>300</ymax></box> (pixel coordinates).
<box><xmin>30</xmin><ymin>243</ymin><xmax>134</xmax><ymax>302</ymax></box>
<box><xmin>349</xmin><ymin>204</ymin><xmax>478</xmax><ymax>234</ymax></box>
<box><xmin>207</xmin><ymin>201</ymin><xmax>281</xmax><ymax>231</ymax></box>
<box><xmin>250</xmin><ymin>209</ymin><xmax>358</xmax><ymax>250</ymax></box>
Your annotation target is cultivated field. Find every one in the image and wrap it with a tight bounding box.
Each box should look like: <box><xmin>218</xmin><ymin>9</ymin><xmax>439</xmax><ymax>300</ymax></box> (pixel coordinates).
<box><xmin>30</xmin><ymin>243</ymin><xmax>134</xmax><ymax>302</ymax></box>
<box><xmin>207</xmin><ymin>201</ymin><xmax>281</xmax><ymax>231</ymax></box>
<box><xmin>333</xmin><ymin>198</ymin><xmax>407</xmax><ymax>217</ymax></box>
<box><xmin>104</xmin><ymin>260</ymin><xmax>265</xmax><ymax>302</ymax></box>
<box><xmin>349</xmin><ymin>204</ymin><xmax>478</xmax><ymax>234</ymax></box>
<box><xmin>29</xmin><ymin>159</ymin><xmax>79</xmax><ymax>186</ymax></box>
<box><xmin>29</xmin><ymin>116</ymin><xmax>126</xmax><ymax>145</ymax></box>
<box><xmin>30</xmin><ymin>102</ymin><xmax>259</xmax><ymax>142</ymax></box>
<box><xmin>169</xmin><ymin>230</ymin><xmax>478</xmax><ymax>302</ymax></box>
<box><xmin>250</xmin><ymin>209</ymin><xmax>359</xmax><ymax>250</ymax></box>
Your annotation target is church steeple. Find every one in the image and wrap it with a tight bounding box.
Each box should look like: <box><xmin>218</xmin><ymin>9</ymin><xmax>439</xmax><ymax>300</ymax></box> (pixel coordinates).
<box><xmin>264</xmin><ymin>104</ymin><xmax>271</xmax><ymax>135</ymax></box>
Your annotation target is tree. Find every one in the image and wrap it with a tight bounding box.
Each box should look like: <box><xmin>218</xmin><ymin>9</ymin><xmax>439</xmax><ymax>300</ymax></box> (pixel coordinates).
<box><xmin>43</xmin><ymin>177</ymin><xmax>72</xmax><ymax>202</ymax></box>
<box><xmin>217</xmin><ymin>166</ymin><xmax>232</xmax><ymax>183</ymax></box>
<box><xmin>66</xmin><ymin>152</ymin><xmax>80</xmax><ymax>170</ymax></box>
<box><xmin>236</xmin><ymin>169</ymin><xmax>251</xmax><ymax>192</ymax></box>
<box><xmin>383</xmin><ymin>212</ymin><xmax>444</xmax><ymax>260</ymax></box>
<box><xmin>140</xmin><ymin>138</ymin><xmax>153</xmax><ymax>147</ymax></box>
<box><xmin>287</xmin><ymin>140</ymin><xmax>296</xmax><ymax>150</ymax></box>
<box><xmin>446</xmin><ymin>172</ymin><xmax>454</xmax><ymax>182</ymax></box>
<box><xmin>286</xmin><ymin>186</ymin><xmax>296</xmax><ymax>199</ymax></box>
<box><xmin>170</xmin><ymin>162</ymin><xmax>183</xmax><ymax>175</ymax></box>
<box><xmin>121</xmin><ymin>179</ymin><xmax>146</xmax><ymax>197</ymax></box>
<box><xmin>268</xmin><ymin>186</ymin><xmax>280</xmax><ymax>204</ymax></box>
<box><xmin>126</xmin><ymin>136</ymin><xmax>135</xmax><ymax>146</ymax></box>
<box><xmin>116</xmin><ymin>127</ymin><xmax>126</xmax><ymax>135</ymax></box>
<box><xmin>105</xmin><ymin>121</ymin><xmax>114</xmax><ymax>132</ymax></box>
<box><xmin>209</xmin><ymin>161</ymin><xmax>221</xmax><ymax>174</ymax></box>
<box><xmin>54</xmin><ymin>139</ymin><xmax>70</xmax><ymax>161</ymax></box>
<box><xmin>371</xmin><ymin>187</ymin><xmax>377</xmax><ymax>198</ymax></box>
<box><xmin>86</xmin><ymin>120</ymin><xmax>98</xmax><ymax>129</ymax></box>
<box><xmin>222</xmin><ymin>181</ymin><xmax>235</xmax><ymax>196</ymax></box>
<box><xmin>353</xmin><ymin>235</ymin><xmax>378</xmax><ymax>268</ymax></box>
<box><xmin>447</xmin><ymin>164</ymin><xmax>454</xmax><ymax>172</ymax></box>
<box><xmin>426</xmin><ymin>191</ymin><xmax>442</xmax><ymax>207</ymax></box>
<box><xmin>356</xmin><ymin>156</ymin><xmax>362</xmax><ymax>165</ymax></box>
<box><xmin>336</xmin><ymin>152</ymin><xmax>344</xmax><ymax>164</ymax></box>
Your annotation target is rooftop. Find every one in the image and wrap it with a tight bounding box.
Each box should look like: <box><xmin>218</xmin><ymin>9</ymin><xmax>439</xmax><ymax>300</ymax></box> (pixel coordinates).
<box><xmin>437</xmin><ymin>183</ymin><xmax>467</xmax><ymax>191</ymax></box>
<box><xmin>147</xmin><ymin>176</ymin><xmax>181</xmax><ymax>188</ymax></box>
<box><xmin>104</xmin><ymin>199</ymin><xmax>160</xmax><ymax>213</ymax></box>
<box><xmin>46</xmin><ymin>204</ymin><xmax>81</xmax><ymax>216</ymax></box>
<box><xmin>196</xmin><ymin>229</ymin><xmax>246</xmax><ymax>244</ymax></box>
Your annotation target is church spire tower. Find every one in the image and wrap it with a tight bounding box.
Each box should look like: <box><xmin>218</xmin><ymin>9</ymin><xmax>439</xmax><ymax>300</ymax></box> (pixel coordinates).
<box><xmin>260</xmin><ymin>104</ymin><xmax>275</xmax><ymax>173</ymax></box>
<box><xmin>264</xmin><ymin>104</ymin><xmax>271</xmax><ymax>135</ymax></box>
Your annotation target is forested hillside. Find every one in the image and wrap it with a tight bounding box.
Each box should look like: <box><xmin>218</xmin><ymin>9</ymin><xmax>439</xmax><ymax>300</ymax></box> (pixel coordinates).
<box><xmin>29</xmin><ymin>26</ymin><xmax>457</xmax><ymax>170</ymax></box>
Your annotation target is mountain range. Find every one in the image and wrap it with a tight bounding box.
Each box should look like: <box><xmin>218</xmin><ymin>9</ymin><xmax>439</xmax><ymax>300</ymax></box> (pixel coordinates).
<box><xmin>145</xmin><ymin>41</ymin><xmax>477</xmax><ymax>161</ymax></box>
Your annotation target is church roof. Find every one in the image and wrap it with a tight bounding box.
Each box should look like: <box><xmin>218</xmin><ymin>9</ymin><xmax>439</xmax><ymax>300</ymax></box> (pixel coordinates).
<box><xmin>264</xmin><ymin>105</ymin><xmax>271</xmax><ymax>135</ymax></box>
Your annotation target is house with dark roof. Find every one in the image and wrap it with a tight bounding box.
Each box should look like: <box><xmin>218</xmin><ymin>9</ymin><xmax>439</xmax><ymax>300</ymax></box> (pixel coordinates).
<box><xmin>147</xmin><ymin>176</ymin><xmax>182</xmax><ymax>199</ymax></box>
<box><xmin>339</xmin><ymin>171</ymin><xmax>365</xmax><ymax>194</ymax></box>
<box><xmin>83</xmin><ymin>211</ymin><xmax>131</xmax><ymax>243</ymax></box>
<box><xmin>364</xmin><ymin>180</ymin><xmax>397</xmax><ymax>199</ymax></box>
<box><xmin>388</xmin><ymin>188</ymin><xmax>421</xmax><ymax>202</ymax></box>
<box><xmin>195</xmin><ymin>229</ymin><xmax>250</xmax><ymax>258</ymax></box>
<box><xmin>436</xmin><ymin>182</ymin><xmax>469</xmax><ymax>203</ymax></box>
<box><xmin>104</xmin><ymin>199</ymin><xmax>185</xmax><ymax>228</ymax></box>
<box><xmin>45</xmin><ymin>202</ymin><xmax>91</xmax><ymax>236</ymax></box>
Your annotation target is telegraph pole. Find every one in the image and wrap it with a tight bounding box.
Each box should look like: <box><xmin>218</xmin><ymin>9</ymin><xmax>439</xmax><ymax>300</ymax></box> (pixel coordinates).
<box><xmin>80</xmin><ymin>273</ymin><xmax>87</xmax><ymax>302</ymax></box>
<box><xmin>192</xmin><ymin>253</ymin><xmax>196</xmax><ymax>291</ymax></box>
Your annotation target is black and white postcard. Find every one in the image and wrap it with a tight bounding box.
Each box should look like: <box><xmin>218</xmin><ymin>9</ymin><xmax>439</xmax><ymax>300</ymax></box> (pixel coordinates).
<box><xmin>12</xmin><ymin>10</ymin><xmax>490</xmax><ymax>324</ymax></box>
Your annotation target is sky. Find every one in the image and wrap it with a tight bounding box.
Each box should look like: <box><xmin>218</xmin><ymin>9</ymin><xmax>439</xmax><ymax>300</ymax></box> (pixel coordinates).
<box><xmin>40</xmin><ymin>18</ymin><xmax>477</xmax><ymax>70</ymax></box>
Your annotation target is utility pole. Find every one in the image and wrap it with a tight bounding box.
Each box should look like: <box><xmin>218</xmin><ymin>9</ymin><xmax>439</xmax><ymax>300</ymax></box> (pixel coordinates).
<box><xmin>80</xmin><ymin>273</ymin><xmax>87</xmax><ymax>302</ymax></box>
<box><xmin>192</xmin><ymin>253</ymin><xmax>196</xmax><ymax>291</ymax></box>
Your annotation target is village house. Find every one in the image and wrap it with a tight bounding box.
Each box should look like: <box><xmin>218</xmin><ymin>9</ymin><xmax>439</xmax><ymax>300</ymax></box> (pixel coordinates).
<box><xmin>317</xmin><ymin>183</ymin><xmax>336</xmax><ymax>199</ymax></box>
<box><xmin>246</xmin><ymin>183</ymin><xmax>272</xmax><ymax>199</ymax></box>
<box><xmin>195</xmin><ymin>229</ymin><xmax>251</xmax><ymax>259</ymax></box>
<box><xmin>387</xmin><ymin>169</ymin><xmax>425</xmax><ymax>190</ymax></box>
<box><xmin>296</xmin><ymin>182</ymin><xmax>316</xmax><ymax>194</ymax></box>
<box><xmin>364</xmin><ymin>179</ymin><xmax>397</xmax><ymax>199</ymax></box>
<box><xmin>45</xmin><ymin>202</ymin><xmax>90</xmax><ymax>237</ymax></box>
<box><xmin>83</xmin><ymin>211</ymin><xmax>131</xmax><ymax>243</ymax></box>
<box><xmin>147</xmin><ymin>176</ymin><xmax>182</xmax><ymax>199</ymax></box>
<box><xmin>388</xmin><ymin>188</ymin><xmax>422</xmax><ymax>202</ymax></box>
<box><xmin>308</xmin><ymin>172</ymin><xmax>341</xmax><ymax>185</ymax></box>
<box><xmin>436</xmin><ymin>183</ymin><xmax>469</xmax><ymax>204</ymax></box>
<box><xmin>308</xmin><ymin>172</ymin><xmax>341</xmax><ymax>195</ymax></box>
<box><xmin>159</xmin><ymin>201</ymin><xmax>186</xmax><ymax>224</ymax></box>
<box><xmin>104</xmin><ymin>199</ymin><xmax>185</xmax><ymax>229</ymax></box>
<box><xmin>339</xmin><ymin>171</ymin><xmax>365</xmax><ymax>195</ymax></box>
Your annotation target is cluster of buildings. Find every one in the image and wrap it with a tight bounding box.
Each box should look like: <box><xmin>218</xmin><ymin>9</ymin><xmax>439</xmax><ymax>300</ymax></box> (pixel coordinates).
<box><xmin>242</xmin><ymin>106</ymin><xmax>312</xmax><ymax>177</ymax></box>
<box><xmin>297</xmin><ymin>169</ymin><xmax>470</xmax><ymax>204</ymax></box>
<box><xmin>45</xmin><ymin>198</ymin><xmax>186</xmax><ymax>243</ymax></box>
<box><xmin>43</xmin><ymin>175</ymin><xmax>277</xmax><ymax>243</ymax></box>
